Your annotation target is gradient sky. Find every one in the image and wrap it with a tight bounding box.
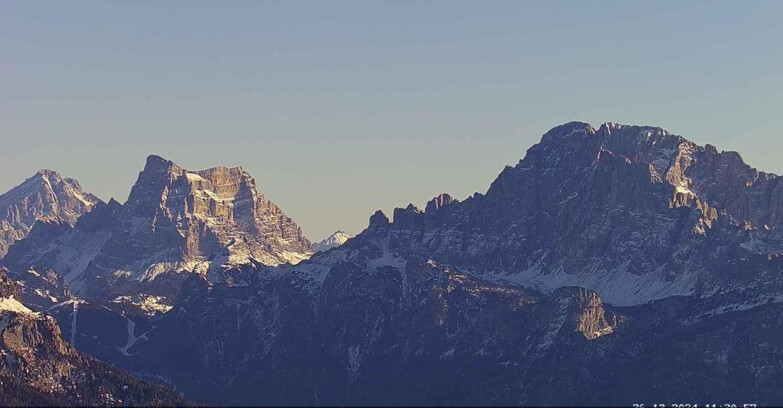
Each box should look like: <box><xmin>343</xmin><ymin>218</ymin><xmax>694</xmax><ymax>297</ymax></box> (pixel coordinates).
<box><xmin>2</xmin><ymin>1</ymin><xmax>782</xmax><ymax>240</ymax></box>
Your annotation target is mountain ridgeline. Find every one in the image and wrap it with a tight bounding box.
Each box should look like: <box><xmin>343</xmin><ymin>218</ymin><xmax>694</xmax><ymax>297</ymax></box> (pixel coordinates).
<box><xmin>2</xmin><ymin>122</ymin><xmax>783</xmax><ymax>406</ymax></box>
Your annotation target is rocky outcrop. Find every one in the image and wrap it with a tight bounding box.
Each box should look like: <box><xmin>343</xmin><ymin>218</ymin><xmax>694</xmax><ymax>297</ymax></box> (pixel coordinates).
<box><xmin>549</xmin><ymin>287</ymin><xmax>614</xmax><ymax>340</ymax></box>
<box><xmin>0</xmin><ymin>268</ymin><xmax>21</xmax><ymax>300</ymax></box>
<box><xmin>0</xmin><ymin>170</ymin><xmax>100</xmax><ymax>257</ymax></box>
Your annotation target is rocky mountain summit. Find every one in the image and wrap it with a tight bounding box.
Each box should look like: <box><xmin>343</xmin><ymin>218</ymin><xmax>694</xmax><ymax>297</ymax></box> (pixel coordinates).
<box><xmin>124</xmin><ymin>155</ymin><xmax>313</xmax><ymax>266</ymax></box>
<box><xmin>0</xmin><ymin>170</ymin><xmax>100</xmax><ymax>258</ymax></box>
<box><xmin>314</xmin><ymin>230</ymin><xmax>352</xmax><ymax>251</ymax></box>
<box><xmin>76</xmin><ymin>122</ymin><xmax>783</xmax><ymax>406</ymax></box>
<box><xmin>1</xmin><ymin>155</ymin><xmax>314</xmax><ymax>309</ymax></box>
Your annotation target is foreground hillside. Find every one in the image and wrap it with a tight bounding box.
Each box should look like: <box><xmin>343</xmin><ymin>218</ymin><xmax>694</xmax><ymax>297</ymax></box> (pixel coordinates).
<box><xmin>0</xmin><ymin>270</ymin><xmax>189</xmax><ymax>406</ymax></box>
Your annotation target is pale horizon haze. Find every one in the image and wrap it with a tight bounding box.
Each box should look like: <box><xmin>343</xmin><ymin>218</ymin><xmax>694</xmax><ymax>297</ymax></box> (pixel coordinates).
<box><xmin>2</xmin><ymin>1</ymin><xmax>782</xmax><ymax>240</ymax></box>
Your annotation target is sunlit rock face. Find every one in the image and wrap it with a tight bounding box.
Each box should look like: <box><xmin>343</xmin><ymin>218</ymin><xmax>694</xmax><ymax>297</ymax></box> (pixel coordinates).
<box><xmin>116</xmin><ymin>154</ymin><xmax>313</xmax><ymax>271</ymax></box>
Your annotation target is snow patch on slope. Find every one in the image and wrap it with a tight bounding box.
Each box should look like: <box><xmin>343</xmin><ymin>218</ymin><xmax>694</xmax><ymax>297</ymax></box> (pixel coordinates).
<box><xmin>496</xmin><ymin>259</ymin><xmax>697</xmax><ymax>307</ymax></box>
<box><xmin>684</xmin><ymin>294</ymin><xmax>783</xmax><ymax>324</ymax></box>
<box><xmin>366</xmin><ymin>236</ymin><xmax>407</xmax><ymax>274</ymax></box>
<box><xmin>69</xmin><ymin>300</ymin><xmax>80</xmax><ymax>347</ymax></box>
<box><xmin>112</xmin><ymin>294</ymin><xmax>173</xmax><ymax>316</ymax></box>
<box><xmin>277</xmin><ymin>251</ymin><xmax>310</xmax><ymax>265</ymax></box>
<box><xmin>117</xmin><ymin>315</ymin><xmax>149</xmax><ymax>356</ymax></box>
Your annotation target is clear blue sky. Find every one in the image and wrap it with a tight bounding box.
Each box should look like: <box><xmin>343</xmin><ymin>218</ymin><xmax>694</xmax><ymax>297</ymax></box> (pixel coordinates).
<box><xmin>2</xmin><ymin>1</ymin><xmax>782</xmax><ymax>240</ymax></box>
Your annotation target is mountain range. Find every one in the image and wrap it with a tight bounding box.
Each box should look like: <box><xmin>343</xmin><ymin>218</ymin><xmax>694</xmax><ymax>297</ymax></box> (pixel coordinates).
<box><xmin>1</xmin><ymin>155</ymin><xmax>313</xmax><ymax>312</ymax></box>
<box><xmin>2</xmin><ymin>122</ymin><xmax>783</xmax><ymax>406</ymax></box>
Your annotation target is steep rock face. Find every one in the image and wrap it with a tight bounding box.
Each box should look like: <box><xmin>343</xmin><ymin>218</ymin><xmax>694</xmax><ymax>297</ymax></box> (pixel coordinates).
<box><xmin>0</xmin><ymin>170</ymin><xmax>100</xmax><ymax>257</ymax></box>
<box><xmin>98</xmin><ymin>155</ymin><xmax>313</xmax><ymax>277</ymax></box>
<box><xmin>0</xmin><ymin>270</ymin><xmax>190</xmax><ymax>406</ymax></box>
<box><xmin>1</xmin><ymin>155</ymin><xmax>314</xmax><ymax>307</ymax></box>
<box><xmin>314</xmin><ymin>230</ymin><xmax>353</xmax><ymax>251</ymax></box>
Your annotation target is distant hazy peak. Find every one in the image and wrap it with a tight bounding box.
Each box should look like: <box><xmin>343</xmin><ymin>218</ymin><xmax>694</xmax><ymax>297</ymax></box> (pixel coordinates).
<box><xmin>0</xmin><ymin>170</ymin><xmax>101</xmax><ymax>257</ymax></box>
<box><xmin>315</xmin><ymin>230</ymin><xmax>353</xmax><ymax>252</ymax></box>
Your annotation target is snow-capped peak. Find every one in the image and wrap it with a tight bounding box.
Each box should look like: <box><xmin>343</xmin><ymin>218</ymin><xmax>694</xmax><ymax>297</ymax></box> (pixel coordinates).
<box><xmin>314</xmin><ymin>230</ymin><xmax>352</xmax><ymax>252</ymax></box>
